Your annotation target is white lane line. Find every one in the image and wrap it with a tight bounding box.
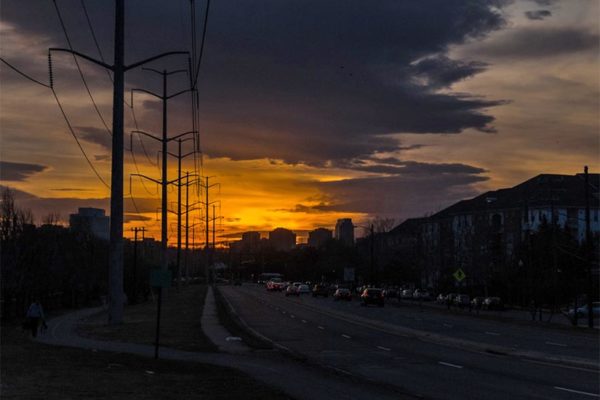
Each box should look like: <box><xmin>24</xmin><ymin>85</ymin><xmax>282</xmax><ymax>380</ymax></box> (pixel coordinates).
<box><xmin>318</xmin><ymin>326</ymin><xmax>325</xmax><ymax>330</ymax></box>
<box><xmin>282</xmin><ymin>311</ymin><xmax>286</xmax><ymax>314</ymax></box>
<box><xmin>290</xmin><ymin>314</ymin><xmax>296</xmax><ymax>319</ymax></box>
<box><xmin>554</xmin><ymin>387</ymin><xmax>600</xmax><ymax>397</ymax></box>
<box><xmin>443</xmin><ymin>323</ymin><xmax>453</xmax><ymax>328</ymax></box>
<box><xmin>301</xmin><ymin>319</ymin><xmax>307</xmax><ymax>323</ymax></box>
<box><xmin>377</xmin><ymin>346</ymin><xmax>391</xmax><ymax>351</ymax></box>
<box><xmin>485</xmin><ymin>331</ymin><xmax>501</xmax><ymax>336</ymax></box>
<box><xmin>341</xmin><ymin>334</ymin><xmax>352</xmax><ymax>339</ymax></box>
<box><xmin>545</xmin><ymin>341</ymin><xmax>568</xmax><ymax>347</ymax></box>
<box><xmin>438</xmin><ymin>361</ymin><xmax>463</xmax><ymax>369</ymax></box>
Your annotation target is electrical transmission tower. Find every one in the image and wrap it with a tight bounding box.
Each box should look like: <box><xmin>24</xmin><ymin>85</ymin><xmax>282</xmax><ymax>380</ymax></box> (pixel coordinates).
<box><xmin>48</xmin><ymin>0</ymin><xmax>188</xmax><ymax>325</ymax></box>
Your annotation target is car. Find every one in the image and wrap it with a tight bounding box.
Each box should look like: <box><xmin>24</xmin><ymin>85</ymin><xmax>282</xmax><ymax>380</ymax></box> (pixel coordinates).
<box><xmin>446</xmin><ymin>293</ymin><xmax>458</xmax><ymax>304</ymax></box>
<box><xmin>333</xmin><ymin>288</ymin><xmax>352</xmax><ymax>301</ymax></box>
<box><xmin>312</xmin><ymin>284</ymin><xmax>329</xmax><ymax>297</ymax></box>
<box><xmin>567</xmin><ymin>302</ymin><xmax>600</xmax><ymax>317</ymax></box>
<box><xmin>266</xmin><ymin>278</ymin><xmax>285</xmax><ymax>291</ymax></box>
<box><xmin>400</xmin><ymin>289</ymin><xmax>413</xmax><ymax>300</ymax></box>
<box><xmin>453</xmin><ymin>294</ymin><xmax>470</xmax><ymax>308</ymax></box>
<box><xmin>361</xmin><ymin>288</ymin><xmax>385</xmax><ymax>307</ymax></box>
<box><xmin>436</xmin><ymin>294</ymin><xmax>447</xmax><ymax>304</ymax></box>
<box><xmin>413</xmin><ymin>289</ymin><xmax>432</xmax><ymax>301</ymax></box>
<box><xmin>285</xmin><ymin>285</ymin><xmax>299</xmax><ymax>297</ymax></box>
<box><xmin>471</xmin><ymin>297</ymin><xmax>485</xmax><ymax>309</ymax></box>
<box><xmin>297</xmin><ymin>284</ymin><xmax>311</xmax><ymax>294</ymax></box>
<box><xmin>483</xmin><ymin>297</ymin><xmax>504</xmax><ymax>311</ymax></box>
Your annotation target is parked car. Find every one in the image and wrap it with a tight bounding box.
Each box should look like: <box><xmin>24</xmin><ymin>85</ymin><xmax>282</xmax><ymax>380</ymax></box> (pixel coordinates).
<box><xmin>567</xmin><ymin>302</ymin><xmax>600</xmax><ymax>317</ymax></box>
<box><xmin>454</xmin><ymin>294</ymin><xmax>471</xmax><ymax>308</ymax></box>
<box><xmin>312</xmin><ymin>284</ymin><xmax>329</xmax><ymax>297</ymax></box>
<box><xmin>471</xmin><ymin>297</ymin><xmax>485</xmax><ymax>309</ymax></box>
<box><xmin>297</xmin><ymin>284</ymin><xmax>311</xmax><ymax>295</ymax></box>
<box><xmin>483</xmin><ymin>297</ymin><xmax>504</xmax><ymax>311</ymax></box>
<box><xmin>413</xmin><ymin>289</ymin><xmax>432</xmax><ymax>301</ymax></box>
<box><xmin>334</xmin><ymin>288</ymin><xmax>352</xmax><ymax>301</ymax></box>
<box><xmin>285</xmin><ymin>285</ymin><xmax>299</xmax><ymax>297</ymax></box>
<box><xmin>446</xmin><ymin>293</ymin><xmax>458</xmax><ymax>304</ymax></box>
<box><xmin>401</xmin><ymin>289</ymin><xmax>414</xmax><ymax>300</ymax></box>
<box><xmin>361</xmin><ymin>288</ymin><xmax>385</xmax><ymax>307</ymax></box>
<box><xmin>436</xmin><ymin>294</ymin><xmax>447</xmax><ymax>304</ymax></box>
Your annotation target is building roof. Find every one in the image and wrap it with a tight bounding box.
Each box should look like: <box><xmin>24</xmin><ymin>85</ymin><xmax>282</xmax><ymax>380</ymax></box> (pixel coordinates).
<box><xmin>431</xmin><ymin>173</ymin><xmax>599</xmax><ymax>219</ymax></box>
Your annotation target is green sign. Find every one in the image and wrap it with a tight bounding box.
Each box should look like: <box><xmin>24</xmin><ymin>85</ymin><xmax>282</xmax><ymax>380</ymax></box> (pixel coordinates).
<box><xmin>150</xmin><ymin>269</ymin><xmax>172</xmax><ymax>288</ymax></box>
<box><xmin>453</xmin><ymin>268</ymin><xmax>466</xmax><ymax>282</ymax></box>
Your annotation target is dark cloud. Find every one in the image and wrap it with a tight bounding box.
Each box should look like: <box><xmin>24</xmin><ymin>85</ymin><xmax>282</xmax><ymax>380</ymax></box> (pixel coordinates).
<box><xmin>124</xmin><ymin>214</ymin><xmax>153</xmax><ymax>222</ymax></box>
<box><xmin>317</xmin><ymin>172</ymin><xmax>488</xmax><ymax>219</ymax></box>
<box><xmin>525</xmin><ymin>10</ymin><xmax>552</xmax><ymax>20</ymax></box>
<box><xmin>0</xmin><ymin>161</ymin><xmax>48</xmax><ymax>181</ymax></box>
<box><xmin>410</xmin><ymin>56</ymin><xmax>488</xmax><ymax>89</ymax></box>
<box><xmin>77</xmin><ymin>126</ymin><xmax>112</xmax><ymax>150</ymax></box>
<box><xmin>2</xmin><ymin>0</ymin><xmax>510</xmax><ymax>166</ymax></box>
<box><xmin>475</xmin><ymin>27</ymin><xmax>599</xmax><ymax>58</ymax></box>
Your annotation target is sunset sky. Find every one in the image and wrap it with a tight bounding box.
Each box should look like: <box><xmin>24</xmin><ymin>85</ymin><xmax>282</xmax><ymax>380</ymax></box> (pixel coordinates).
<box><xmin>1</xmin><ymin>0</ymin><xmax>598</xmax><ymax>244</ymax></box>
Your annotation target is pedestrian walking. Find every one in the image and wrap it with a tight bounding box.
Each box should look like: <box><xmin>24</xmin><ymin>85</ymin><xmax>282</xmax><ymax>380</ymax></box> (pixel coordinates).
<box><xmin>26</xmin><ymin>300</ymin><xmax>45</xmax><ymax>337</ymax></box>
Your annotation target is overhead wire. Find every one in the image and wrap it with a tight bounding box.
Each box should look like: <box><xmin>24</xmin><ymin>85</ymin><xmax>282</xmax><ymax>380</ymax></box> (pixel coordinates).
<box><xmin>1</xmin><ymin>56</ymin><xmax>110</xmax><ymax>189</ymax></box>
<box><xmin>52</xmin><ymin>0</ymin><xmax>112</xmax><ymax>137</ymax></box>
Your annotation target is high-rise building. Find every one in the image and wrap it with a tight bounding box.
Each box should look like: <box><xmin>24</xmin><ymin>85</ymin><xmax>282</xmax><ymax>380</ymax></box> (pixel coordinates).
<box><xmin>335</xmin><ymin>218</ymin><xmax>354</xmax><ymax>246</ymax></box>
<box><xmin>308</xmin><ymin>227</ymin><xmax>333</xmax><ymax>248</ymax></box>
<box><xmin>69</xmin><ymin>207</ymin><xmax>110</xmax><ymax>240</ymax></box>
<box><xmin>269</xmin><ymin>227</ymin><xmax>296</xmax><ymax>251</ymax></box>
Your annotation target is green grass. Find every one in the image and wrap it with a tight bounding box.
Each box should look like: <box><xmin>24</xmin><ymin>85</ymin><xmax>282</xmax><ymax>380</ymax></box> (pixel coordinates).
<box><xmin>1</xmin><ymin>322</ymin><xmax>293</xmax><ymax>400</ymax></box>
<box><xmin>77</xmin><ymin>285</ymin><xmax>217</xmax><ymax>352</ymax></box>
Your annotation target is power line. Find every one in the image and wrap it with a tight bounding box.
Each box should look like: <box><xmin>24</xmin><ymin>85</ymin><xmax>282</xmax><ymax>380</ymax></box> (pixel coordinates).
<box><xmin>0</xmin><ymin>57</ymin><xmax>50</xmax><ymax>88</ymax></box>
<box><xmin>51</xmin><ymin>87</ymin><xmax>111</xmax><ymax>189</ymax></box>
<box><xmin>53</xmin><ymin>0</ymin><xmax>112</xmax><ymax>136</ymax></box>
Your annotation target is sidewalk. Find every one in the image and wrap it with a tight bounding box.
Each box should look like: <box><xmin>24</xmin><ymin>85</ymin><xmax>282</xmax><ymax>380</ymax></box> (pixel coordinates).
<box><xmin>36</xmin><ymin>289</ymin><xmax>409</xmax><ymax>400</ymax></box>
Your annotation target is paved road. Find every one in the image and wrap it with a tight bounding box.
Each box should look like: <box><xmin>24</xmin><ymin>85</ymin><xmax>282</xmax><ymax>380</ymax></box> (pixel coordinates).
<box><xmin>222</xmin><ymin>285</ymin><xmax>600</xmax><ymax>400</ymax></box>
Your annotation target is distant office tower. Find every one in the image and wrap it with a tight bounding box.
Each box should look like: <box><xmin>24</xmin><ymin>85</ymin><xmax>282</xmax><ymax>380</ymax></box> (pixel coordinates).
<box><xmin>308</xmin><ymin>227</ymin><xmax>333</xmax><ymax>248</ymax></box>
<box><xmin>269</xmin><ymin>227</ymin><xmax>297</xmax><ymax>251</ymax></box>
<box><xmin>335</xmin><ymin>218</ymin><xmax>354</xmax><ymax>246</ymax></box>
<box><xmin>241</xmin><ymin>231</ymin><xmax>261</xmax><ymax>252</ymax></box>
<box><xmin>69</xmin><ymin>207</ymin><xmax>110</xmax><ymax>240</ymax></box>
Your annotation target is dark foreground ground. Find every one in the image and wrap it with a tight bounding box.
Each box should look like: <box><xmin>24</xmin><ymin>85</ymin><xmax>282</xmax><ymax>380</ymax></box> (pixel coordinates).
<box><xmin>1</xmin><ymin>285</ymin><xmax>292</xmax><ymax>400</ymax></box>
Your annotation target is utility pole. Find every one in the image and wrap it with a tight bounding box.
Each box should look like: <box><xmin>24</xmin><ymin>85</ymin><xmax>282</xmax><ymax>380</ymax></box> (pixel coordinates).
<box><xmin>49</xmin><ymin>1</ymin><xmax>187</xmax><ymax>325</ymax></box>
<box><xmin>166</xmin><ymin>139</ymin><xmax>195</xmax><ymax>289</ymax></box>
<box><xmin>131</xmin><ymin>227</ymin><xmax>145</xmax><ymax>304</ymax></box>
<box><xmin>199</xmin><ymin>176</ymin><xmax>219</xmax><ymax>282</ymax></box>
<box><xmin>584</xmin><ymin>166</ymin><xmax>593</xmax><ymax>328</ymax></box>
<box><xmin>370</xmin><ymin>224</ymin><xmax>375</xmax><ymax>285</ymax></box>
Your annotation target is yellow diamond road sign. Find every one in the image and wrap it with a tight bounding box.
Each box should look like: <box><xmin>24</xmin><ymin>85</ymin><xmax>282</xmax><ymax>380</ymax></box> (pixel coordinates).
<box><xmin>453</xmin><ymin>268</ymin><xmax>466</xmax><ymax>282</ymax></box>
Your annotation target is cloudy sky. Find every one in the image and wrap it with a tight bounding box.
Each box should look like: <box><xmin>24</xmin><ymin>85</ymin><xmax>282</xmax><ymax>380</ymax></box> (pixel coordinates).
<box><xmin>1</xmin><ymin>0</ymin><xmax>598</xmax><ymax>243</ymax></box>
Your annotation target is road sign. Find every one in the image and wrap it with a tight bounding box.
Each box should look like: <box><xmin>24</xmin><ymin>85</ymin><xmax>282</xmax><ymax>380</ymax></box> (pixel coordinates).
<box><xmin>150</xmin><ymin>269</ymin><xmax>172</xmax><ymax>288</ymax></box>
<box><xmin>453</xmin><ymin>268</ymin><xmax>466</xmax><ymax>282</ymax></box>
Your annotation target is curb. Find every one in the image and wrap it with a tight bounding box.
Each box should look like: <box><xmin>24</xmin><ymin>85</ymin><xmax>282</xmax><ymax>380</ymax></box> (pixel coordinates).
<box><xmin>213</xmin><ymin>285</ymin><xmax>307</xmax><ymax>361</ymax></box>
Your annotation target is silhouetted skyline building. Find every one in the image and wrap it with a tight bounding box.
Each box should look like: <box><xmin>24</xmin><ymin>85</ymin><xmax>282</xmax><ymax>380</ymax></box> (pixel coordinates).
<box><xmin>269</xmin><ymin>227</ymin><xmax>297</xmax><ymax>251</ymax></box>
<box><xmin>69</xmin><ymin>207</ymin><xmax>109</xmax><ymax>240</ymax></box>
<box><xmin>308</xmin><ymin>227</ymin><xmax>332</xmax><ymax>248</ymax></box>
<box><xmin>335</xmin><ymin>218</ymin><xmax>354</xmax><ymax>246</ymax></box>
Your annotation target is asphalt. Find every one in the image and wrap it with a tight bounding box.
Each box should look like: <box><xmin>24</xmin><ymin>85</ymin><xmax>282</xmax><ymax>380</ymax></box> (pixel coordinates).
<box><xmin>221</xmin><ymin>284</ymin><xmax>600</xmax><ymax>400</ymax></box>
<box><xmin>35</xmin><ymin>288</ymin><xmax>410</xmax><ymax>400</ymax></box>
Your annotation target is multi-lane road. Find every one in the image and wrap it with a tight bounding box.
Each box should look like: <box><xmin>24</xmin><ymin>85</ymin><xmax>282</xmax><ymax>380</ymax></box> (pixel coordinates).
<box><xmin>221</xmin><ymin>284</ymin><xmax>599</xmax><ymax>400</ymax></box>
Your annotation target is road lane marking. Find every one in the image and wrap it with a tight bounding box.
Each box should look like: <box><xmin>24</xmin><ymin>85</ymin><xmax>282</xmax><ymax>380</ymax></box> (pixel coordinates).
<box><xmin>290</xmin><ymin>315</ymin><xmax>295</xmax><ymax>319</ymax></box>
<box><xmin>485</xmin><ymin>331</ymin><xmax>500</xmax><ymax>336</ymax></box>
<box><xmin>282</xmin><ymin>311</ymin><xmax>286</xmax><ymax>314</ymax></box>
<box><xmin>554</xmin><ymin>387</ymin><xmax>600</xmax><ymax>397</ymax></box>
<box><xmin>341</xmin><ymin>334</ymin><xmax>352</xmax><ymax>339</ymax></box>
<box><xmin>377</xmin><ymin>346</ymin><xmax>391</xmax><ymax>351</ymax></box>
<box><xmin>523</xmin><ymin>359</ymin><xmax>599</xmax><ymax>374</ymax></box>
<box><xmin>301</xmin><ymin>320</ymin><xmax>307</xmax><ymax>323</ymax></box>
<box><xmin>545</xmin><ymin>341</ymin><xmax>568</xmax><ymax>347</ymax></box>
<box><xmin>438</xmin><ymin>361</ymin><xmax>463</xmax><ymax>369</ymax></box>
<box><xmin>318</xmin><ymin>326</ymin><xmax>325</xmax><ymax>330</ymax></box>
<box><xmin>443</xmin><ymin>323</ymin><xmax>453</xmax><ymax>328</ymax></box>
